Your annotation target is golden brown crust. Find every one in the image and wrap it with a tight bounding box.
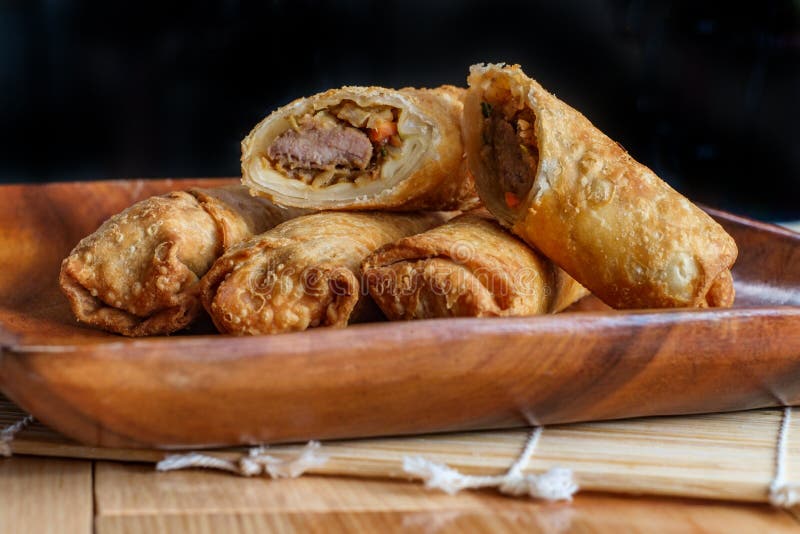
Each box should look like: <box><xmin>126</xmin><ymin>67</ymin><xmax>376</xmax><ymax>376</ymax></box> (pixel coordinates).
<box><xmin>464</xmin><ymin>63</ymin><xmax>738</xmax><ymax>309</ymax></box>
<box><xmin>241</xmin><ymin>85</ymin><xmax>479</xmax><ymax>211</ymax></box>
<box><xmin>362</xmin><ymin>212</ymin><xmax>588</xmax><ymax>320</ymax></box>
<box><xmin>704</xmin><ymin>270</ymin><xmax>736</xmax><ymax>307</ymax></box>
<box><xmin>59</xmin><ymin>186</ymin><xmax>303</xmax><ymax>336</ymax></box>
<box><xmin>199</xmin><ymin>211</ymin><xmax>445</xmax><ymax>335</ymax></box>
<box><xmin>189</xmin><ymin>186</ymin><xmax>304</xmax><ymax>248</ymax></box>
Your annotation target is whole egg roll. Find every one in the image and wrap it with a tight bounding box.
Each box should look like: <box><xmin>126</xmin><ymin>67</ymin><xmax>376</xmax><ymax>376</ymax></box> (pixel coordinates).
<box><xmin>60</xmin><ymin>186</ymin><xmax>304</xmax><ymax>336</ymax></box>
<box><xmin>241</xmin><ymin>85</ymin><xmax>478</xmax><ymax>211</ymax></box>
<box><xmin>199</xmin><ymin>211</ymin><xmax>444</xmax><ymax>335</ymax></box>
<box><xmin>362</xmin><ymin>212</ymin><xmax>588</xmax><ymax>320</ymax></box>
<box><xmin>463</xmin><ymin>63</ymin><xmax>738</xmax><ymax>309</ymax></box>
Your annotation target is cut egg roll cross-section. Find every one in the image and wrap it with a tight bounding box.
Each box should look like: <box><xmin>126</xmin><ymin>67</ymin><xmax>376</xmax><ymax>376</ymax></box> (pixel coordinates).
<box><xmin>463</xmin><ymin>63</ymin><xmax>738</xmax><ymax>309</ymax></box>
<box><xmin>242</xmin><ymin>86</ymin><xmax>479</xmax><ymax>211</ymax></box>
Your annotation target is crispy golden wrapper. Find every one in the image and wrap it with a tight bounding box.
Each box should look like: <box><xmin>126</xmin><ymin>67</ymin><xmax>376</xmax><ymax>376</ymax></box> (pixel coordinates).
<box><xmin>60</xmin><ymin>186</ymin><xmax>304</xmax><ymax>336</ymax></box>
<box><xmin>362</xmin><ymin>211</ymin><xmax>588</xmax><ymax>319</ymax></box>
<box><xmin>242</xmin><ymin>86</ymin><xmax>478</xmax><ymax>211</ymax></box>
<box><xmin>199</xmin><ymin>211</ymin><xmax>444</xmax><ymax>335</ymax></box>
<box><xmin>463</xmin><ymin>63</ymin><xmax>737</xmax><ymax>309</ymax></box>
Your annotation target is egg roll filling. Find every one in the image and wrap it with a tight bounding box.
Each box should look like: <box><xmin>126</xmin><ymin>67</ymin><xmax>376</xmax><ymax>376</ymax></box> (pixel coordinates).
<box><xmin>479</xmin><ymin>93</ymin><xmax>539</xmax><ymax>210</ymax></box>
<box><xmin>266</xmin><ymin>101</ymin><xmax>403</xmax><ymax>188</ymax></box>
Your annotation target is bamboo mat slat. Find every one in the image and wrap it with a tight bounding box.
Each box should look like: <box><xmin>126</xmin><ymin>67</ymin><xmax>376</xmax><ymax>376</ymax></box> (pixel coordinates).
<box><xmin>3</xmin><ymin>395</ymin><xmax>798</xmax><ymax>505</ymax></box>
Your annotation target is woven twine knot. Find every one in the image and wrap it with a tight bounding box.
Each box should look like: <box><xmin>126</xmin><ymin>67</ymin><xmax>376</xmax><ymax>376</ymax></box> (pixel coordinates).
<box><xmin>402</xmin><ymin>456</ymin><xmax>577</xmax><ymax>501</ymax></box>
<box><xmin>498</xmin><ymin>467</ymin><xmax>578</xmax><ymax>499</ymax></box>
<box><xmin>769</xmin><ymin>482</ymin><xmax>800</xmax><ymax>508</ymax></box>
<box><xmin>156</xmin><ymin>441</ymin><xmax>327</xmax><ymax>478</ymax></box>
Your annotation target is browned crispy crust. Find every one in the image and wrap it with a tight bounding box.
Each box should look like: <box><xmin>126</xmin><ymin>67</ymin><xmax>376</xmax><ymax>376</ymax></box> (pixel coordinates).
<box><xmin>241</xmin><ymin>85</ymin><xmax>478</xmax><ymax>211</ymax></box>
<box><xmin>199</xmin><ymin>211</ymin><xmax>445</xmax><ymax>335</ymax></box>
<box><xmin>362</xmin><ymin>211</ymin><xmax>588</xmax><ymax>320</ymax></box>
<box><xmin>59</xmin><ymin>186</ymin><xmax>304</xmax><ymax>336</ymax></box>
<box><xmin>463</xmin><ymin>64</ymin><xmax>738</xmax><ymax>309</ymax></box>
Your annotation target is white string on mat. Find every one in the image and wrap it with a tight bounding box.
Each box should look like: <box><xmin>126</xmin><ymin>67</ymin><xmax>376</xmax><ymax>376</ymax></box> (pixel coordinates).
<box><xmin>769</xmin><ymin>407</ymin><xmax>800</xmax><ymax>507</ymax></box>
<box><xmin>403</xmin><ymin>426</ymin><xmax>578</xmax><ymax>501</ymax></box>
<box><xmin>0</xmin><ymin>414</ymin><xmax>35</xmax><ymax>457</ymax></box>
<box><xmin>156</xmin><ymin>452</ymin><xmax>242</xmax><ymax>473</ymax></box>
<box><xmin>156</xmin><ymin>441</ymin><xmax>328</xmax><ymax>478</ymax></box>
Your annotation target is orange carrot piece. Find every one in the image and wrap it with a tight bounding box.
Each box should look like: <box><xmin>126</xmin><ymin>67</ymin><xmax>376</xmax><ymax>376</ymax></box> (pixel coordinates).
<box><xmin>368</xmin><ymin>120</ymin><xmax>398</xmax><ymax>144</ymax></box>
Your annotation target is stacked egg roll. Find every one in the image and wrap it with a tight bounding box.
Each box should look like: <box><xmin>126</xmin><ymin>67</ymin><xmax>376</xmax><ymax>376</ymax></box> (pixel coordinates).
<box><xmin>363</xmin><ymin>212</ymin><xmax>588</xmax><ymax>320</ymax></box>
<box><xmin>59</xmin><ymin>186</ymin><xmax>304</xmax><ymax>336</ymax></box>
<box><xmin>242</xmin><ymin>86</ymin><xmax>478</xmax><ymax>211</ymax></box>
<box><xmin>463</xmin><ymin>63</ymin><xmax>737</xmax><ymax>309</ymax></box>
<box><xmin>61</xmin><ymin>69</ymin><xmax>741</xmax><ymax>338</ymax></box>
<box><xmin>198</xmin><ymin>211</ymin><xmax>444</xmax><ymax>335</ymax></box>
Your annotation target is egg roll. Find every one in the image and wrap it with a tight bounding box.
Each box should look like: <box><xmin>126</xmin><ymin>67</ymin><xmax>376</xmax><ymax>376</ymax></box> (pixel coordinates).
<box><xmin>60</xmin><ymin>186</ymin><xmax>304</xmax><ymax>336</ymax></box>
<box><xmin>199</xmin><ymin>211</ymin><xmax>444</xmax><ymax>335</ymax></box>
<box><xmin>362</xmin><ymin>212</ymin><xmax>588</xmax><ymax>320</ymax></box>
<box><xmin>463</xmin><ymin>63</ymin><xmax>738</xmax><ymax>309</ymax></box>
<box><xmin>241</xmin><ymin>85</ymin><xmax>478</xmax><ymax>211</ymax></box>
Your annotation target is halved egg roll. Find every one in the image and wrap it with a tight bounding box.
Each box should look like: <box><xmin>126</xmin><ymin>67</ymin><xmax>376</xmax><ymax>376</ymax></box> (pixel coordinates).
<box><xmin>463</xmin><ymin>63</ymin><xmax>738</xmax><ymax>309</ymax></box>
<box><xmin>241</xmin><ymin>86</ymin><xmax>478</xmax><ymax>211</ymax></box>
<box><xmin>60</xmin><ymin>186</ymin><xmax>304</xmax><ymax>336</ymax></box>
<box><xmin>199</xmin><ymin>211</ymin><xmax>444</xmax><ymax>335</ymax></box>
<box><xmin>362</xmin><ymin>212</ymin><xmax>588</xmax><ymax>319</ymax></box>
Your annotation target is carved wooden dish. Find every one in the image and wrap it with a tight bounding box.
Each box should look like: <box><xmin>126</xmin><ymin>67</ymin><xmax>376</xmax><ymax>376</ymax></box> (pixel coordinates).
<box><xmin>0</xmin><ymin>179</ymin><xmax>798</xmax><ymax>449</ymax></box>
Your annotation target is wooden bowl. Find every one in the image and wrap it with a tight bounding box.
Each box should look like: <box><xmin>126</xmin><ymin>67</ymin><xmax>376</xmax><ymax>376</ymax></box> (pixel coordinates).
<box><xmin>1</xmin><ymin>179</ymin><xmax>798</xmax><ymax>448</ymax></box>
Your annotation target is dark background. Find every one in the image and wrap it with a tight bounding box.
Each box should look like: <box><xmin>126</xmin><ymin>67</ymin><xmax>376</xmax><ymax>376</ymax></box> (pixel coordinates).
<box><xmin>1</xmin><ymin>0</ymin><xmax>798</xmax><ymax>220</ymax></box>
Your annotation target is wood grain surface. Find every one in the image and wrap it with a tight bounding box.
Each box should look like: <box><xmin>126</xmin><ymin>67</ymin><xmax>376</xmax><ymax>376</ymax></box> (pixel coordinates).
<box><xmin>93</xmin><ymin>463</ymin><xmax>800</xmax><ymax>534</ymax></box>
<box><xmin>5</xmin><ymin>394</ymin><xmax>800</xmax><ymax>504</ymax></box>
<box><xmin>4</xmin><ymin>454</ymin><xmax>800</xmax><ymax>534</ymax></box>
<box><xmin>0</xmin><ymin>179</ymin><xmax>799</xmax><ymax>449</ymax></box>
<box><xmin>5</xmin><ymin>395</ymin><xmax>800</xmax><ymax>532</ymax></box>
<box><xmin>0</xmin><ymin>456</ymin><xmax>92</xmax><ymax>534</ymax></box>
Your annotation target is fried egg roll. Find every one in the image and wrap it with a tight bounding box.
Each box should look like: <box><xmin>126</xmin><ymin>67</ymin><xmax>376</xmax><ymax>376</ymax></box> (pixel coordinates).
<box><xmin>362</xmin><ymin>212</ymin><xmax>588</xmax><ymax>320</ymax></box>
<box><xmin>463</xmin><ymin>63</ymin><xmax>738</xmax><ymax>309</ymax></box>
<box><xmin>60</xmin><ymin>186</ymin><xmax>304</xmax><ymax>336</ymax></box>
<box><xmin>199</xmin><ymin>211</ymin><xmax>444</xmax><ymax>335</ymax></box>
<box><xmin>241</xmin><ymin>86</ymin><xmax>478</xmax><ymax>211</ymax></box>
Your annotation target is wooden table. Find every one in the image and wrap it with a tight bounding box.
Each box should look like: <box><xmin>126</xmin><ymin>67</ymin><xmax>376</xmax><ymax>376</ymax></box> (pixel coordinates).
<box><xmin>3</xmin><ymin>455</ymin><xmax>800</xmax><ymax>533</ymax></box>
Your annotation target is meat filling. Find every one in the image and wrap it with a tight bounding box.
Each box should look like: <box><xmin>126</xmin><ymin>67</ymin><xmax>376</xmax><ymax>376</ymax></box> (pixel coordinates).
<box><xmin>482</xmin><ymin>103</ymin><xmax>538</xmax><ymax>208</ymax></box>
<box><xmin>267</xmin><ymin>102</ymin><xmax>401</xmax><ymax>188</ymax></box>
<box><xmin>268</xmin><ymin>114</ymin><xmax>373</xmax><ymax>171</ymax></box>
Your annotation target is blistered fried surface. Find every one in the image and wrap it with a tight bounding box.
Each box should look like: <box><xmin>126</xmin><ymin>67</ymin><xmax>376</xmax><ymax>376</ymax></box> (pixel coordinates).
<box><xmin>200</xmin><ymin>211</ymin><xmax>444</xmax><ymax>335</ymax></box>
<box><xmin>59</xmin><ymin>186</ymin><xmax>302</xmax><ymax>336</ymax></box>
<box><xmin>362</xmin><ymin>212</ymin><xmax>588</xmax><ymax>320</ymax></box>
<box><xmin>464</xmin><ymin>64</ymin><xmax>737</xmax><ymax>309</ymax></box>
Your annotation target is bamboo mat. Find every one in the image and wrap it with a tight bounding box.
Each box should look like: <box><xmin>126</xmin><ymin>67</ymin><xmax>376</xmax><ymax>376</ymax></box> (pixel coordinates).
<box><xmin>3</xmin><ymin>395</ymin><xmax>798</xmax><ymax>505</ymax></box>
